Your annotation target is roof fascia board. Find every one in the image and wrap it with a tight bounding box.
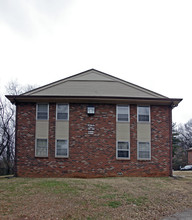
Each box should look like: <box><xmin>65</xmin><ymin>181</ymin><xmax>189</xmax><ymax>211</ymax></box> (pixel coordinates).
<box><xmin>6</xmin><ymin>95</ymin><xmax>182</xmax><ymax>107</ymax></box>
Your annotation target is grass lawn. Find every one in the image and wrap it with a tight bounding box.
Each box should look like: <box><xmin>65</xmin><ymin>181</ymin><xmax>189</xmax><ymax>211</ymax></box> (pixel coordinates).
<box><xmin>0</xmin><ymin>171</ymin><xmax>192</xmax><ymax>220</ymax></box>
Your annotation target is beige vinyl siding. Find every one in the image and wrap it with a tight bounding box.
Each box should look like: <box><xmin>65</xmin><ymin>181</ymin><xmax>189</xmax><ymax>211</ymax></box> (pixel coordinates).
<box><xmin>137</xmin><ymin>123</ymin><xmax>151</xmax><ymax>142</ymax></box>
<box><xmin>55</xmin><ymin>121</ymin><xmax>69</xmax><ymax>140</ymax></box>
<box><xmin>35</xmin><ymin>121</ymin><xmax>49</xmax><ymax>138</ymax></box>
<box><xmin>24</xmin><ymin>69</ymin><xmax>167</xmax><ymax>99</ymax></box>
<box><xmin>116</xmin><ymin>123</ymin><xmax>130</xmax><ymax>141</ymax></box>
<box><xmin>28</xmin><ymin>81</ymin><xmax>163</xmax><ymax>98</ymax></box>
<box><xmin>73</xmin><ymin>71</ymin><xmax>114</xmax><ymax>81</ymax></box>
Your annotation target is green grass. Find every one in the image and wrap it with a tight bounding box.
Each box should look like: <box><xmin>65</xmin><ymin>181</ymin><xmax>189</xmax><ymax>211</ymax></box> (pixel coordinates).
<box><xmin>0</xmin><ymin>173</ymin><xmax>192</xmax><ymax>219</ymax></box>
<box><xmin>107</xmin><ymin>201</ymin><xmax>122</xmax><ymax>208</ymax></box>
<box><xmin>36</xmin><ymin>179</ymin><xmax>79</xmax><ymax>194</ymax></box>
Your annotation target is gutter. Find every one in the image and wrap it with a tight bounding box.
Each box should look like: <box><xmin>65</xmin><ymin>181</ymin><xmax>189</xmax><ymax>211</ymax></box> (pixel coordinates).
<box><xmin>5</xmin><ymin>95</ymin><xmax>182</xmax><ymax>107</ymax></box>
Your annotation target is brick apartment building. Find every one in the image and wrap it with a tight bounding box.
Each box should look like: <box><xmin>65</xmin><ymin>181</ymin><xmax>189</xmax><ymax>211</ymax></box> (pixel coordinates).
<box><xmin>6</xmin><ymin>69</ymin><xmax>182</xmax><ymax>177</ymax></box>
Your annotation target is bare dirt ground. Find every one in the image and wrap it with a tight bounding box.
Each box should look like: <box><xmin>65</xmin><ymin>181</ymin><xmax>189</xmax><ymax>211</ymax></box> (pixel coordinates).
<box><xmin>0</xmin><ymin>171</ymin><xmax>192</xmax><ymax>220</ymax></box>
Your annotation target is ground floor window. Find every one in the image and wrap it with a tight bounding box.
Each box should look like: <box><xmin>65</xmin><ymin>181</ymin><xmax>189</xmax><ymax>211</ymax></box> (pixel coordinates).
<box><xmin>137</xmin><ymin>142</ymin><xmax>151</xmax><ymax>160</ymax></box>
<box><xmin>35</xmin><ymin>139</ymin><xmax>48</xmax><ymax>157</ymax></box>
<box><xmin>117</xmin><ymin>141</ymin><xmax>130</xmax><ymax>159</ymax></box>
<box><xmin>56</xmin><ymin>139</ymin><xmax>68</xmax><ymax>157</ymax></box>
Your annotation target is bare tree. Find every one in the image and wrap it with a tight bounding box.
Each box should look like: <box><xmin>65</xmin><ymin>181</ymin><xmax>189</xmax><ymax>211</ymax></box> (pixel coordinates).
<box><xmin>172</xmin><ymin>119</ymin><xmax>192</xmax><ymax>170</ymax></box>
<box><xmin>0</xmin><ymin>80</ymin><xmax>37</xmax><ymax>175</ymax></box>
<box><xmin>0</xmin><ymin>97</ymin><xmax>15</xmax><ymax>175</ymax></box>
<box><xmin>5</xmin><ymin>79</ymin><xmax>36</xmax><ymax>95</ymax></box>
<box><xmin>178</xmin><ymin>119</ymin><xmax>192</xmax><ymax>150</ymax></box>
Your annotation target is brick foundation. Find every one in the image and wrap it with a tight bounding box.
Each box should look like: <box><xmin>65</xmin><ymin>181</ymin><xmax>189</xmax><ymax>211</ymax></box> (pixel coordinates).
<box><xmin>15</xmin><ymin>103</ymin><xmax>172</xmax><ymax>177</ymax></box>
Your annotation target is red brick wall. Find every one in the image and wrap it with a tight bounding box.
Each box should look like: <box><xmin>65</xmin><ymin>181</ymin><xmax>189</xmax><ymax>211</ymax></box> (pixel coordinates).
<box><xmin>16</xmin><ymin>103</ymin><xmax>36</xmax><ymax>177</ymax></box>
<box><xmin>188</xmin><ymin>149</ymin><xmax>192</xmax><ymax>164</ymax></box>
<box><xmin>15</xmin><ymin>103</ymin><xmax>172</xmax><ymax>177</ymax></box>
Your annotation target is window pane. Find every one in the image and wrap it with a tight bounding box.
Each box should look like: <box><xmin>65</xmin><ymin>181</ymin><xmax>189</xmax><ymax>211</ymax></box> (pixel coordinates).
<box><xmin>139</xmin><ymin>151</ymin><xmax>150</xmax><ymax>159</ymax></box>
<box><xmin>138</xmin><ymin>142</ymin><xmax>150</xmax><ymax>159</ymax></box>
<box><xmin>37</xmin><ymin>104</ymin><xmax>48</xmax><ymax>120</ymax></box>
<box><xmin>57</xmin><ymin>148</ymin><xmax>68</xmax><ymax>156</ymax></box>
<box><xmin>56</xmin><ymin>140</ymin><xmax>68</xmax><ymax>157</ymax></box>
<box><xmin>58</xmin><ymin>104</ymin><xmax>68</xmax><ymax>113</ymax></box>
<box><xmin>118</xmin><ymin>142</ymin><xmax>129</xmax><ymax>150</ymax></box>
<box><xmin>36</xmin><ymin>139</ymin><xmax>48</xmax><ymax>157</ymax></box>
<box><xmin>117</xmin><ymin>106</ymin><xmax>129</xmax><ymax>122</ymax></box>
<box><xmin>139</xmin><ymin>115</ymin><xmax>149</xmax><ymax>122</ymax></box>
<box><xmin>57</xmin><ymin>104</ymin><xmax>68</xmax><ymax>120</ymax></box>
<box><xmin>57</xmin><ymin>113</ymin><xmax>68</xmax><ymax>120</ymax></box>
<box><xmin>138</xmin><ymin>106</ymin><xmax>149</xmax><ymax>115</ymax></box>
<box><xmin>118</xmin><ymin>150</ymin><xmax>129</xmax><ymax>158</ymax></box>
<box><xmin>138</xmin><ymin>106</ymin><xmax>150</xmax><ymax>122</ymax></box>
<box><xmin>117</xmin><ymin>141</ymin><xmax>129</xmax><ymax>158</ymax></box>
<box><xmin>38</xmin><ymin>112</ymin><xmax>48</xmax><ymax>120</ymax></box>
<box><xmin>38</xmin><ymin>104</ymin><xmax>48</xmax><ymax>112</ymax></box>
<box><xmin>139</xmin><ymin>142</ymin><xmax>150</xmax><ymax>150</ymax></box>
<box><xmin>118</xmin><ymin>106</ymin><xmax>128</xmax><ymax>114</ymax></box>
<box><xmin>118</xmin><ymin>114</ymin><xmax>129</xmax><ymax>121</ymax></box>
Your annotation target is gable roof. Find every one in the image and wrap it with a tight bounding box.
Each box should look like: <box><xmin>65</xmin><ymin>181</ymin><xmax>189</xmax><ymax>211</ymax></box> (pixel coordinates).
<box><xmin>23</xmin><ymin>69</ymin><xmax>166</xmax><ymax>98</ymax></box>
<box><xmin>6</xmin><ymin>69</ymin><xmax>182</xmax><ymax>107</ymax></box>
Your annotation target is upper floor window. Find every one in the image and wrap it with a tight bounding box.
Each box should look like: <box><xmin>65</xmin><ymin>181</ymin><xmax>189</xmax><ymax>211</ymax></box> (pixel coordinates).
<box><xmin>117</xmin><ymin>105</ymin><xmax>129</xmax><ymax>122</ymax></box>
<box><xmin>137</xmin><ymin>106</ymin><xmax>150</xmax><ymax>122</ymax></box>
<box><xmin>56</xmin><ymin>104</ymin><xmax>69</xmax><ymax>120</ymax></box>
<box><xmin>37</xmin><ymin>104</ymin><xmax>49</xmax><ymax>120</ymax></box>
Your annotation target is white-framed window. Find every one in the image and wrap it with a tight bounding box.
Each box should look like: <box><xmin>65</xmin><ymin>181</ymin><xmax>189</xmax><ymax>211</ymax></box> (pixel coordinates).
<box><xmin>116</xmin><ymin>141</ymin><xmax>130</xmax><ymax>159</ymax></box>
<box><xmin>37</xmin><ymin>104</ymin><xmax>49</xmax><ymax>120</ymax></box>
<box><xmin>137</xmin><ymin>106</ymin><xmax>150</xmax><ymax>122</ymax></box>
<box><xmin>35</xmin><ymin>139</ymin><xmax>48</xmax><ymax>157</ymax></box>
<box><xmin>117</xmin><ymin>105</ymin><xmax>129</xmax><ymax>122</ymax></box>
<box><xmin>56</xmin><ymin>104</ymin><xmax>69</xmax><ymax>120</ymax></box>
<box><xmin>55</xmin><ymin>139</ymin><xmax>68</xmax><ymax>157</ymax></box>
<box><xmin>137</xmin><ymin>142</ymin><xmax>151</xmax><ymax>160</ymax></box>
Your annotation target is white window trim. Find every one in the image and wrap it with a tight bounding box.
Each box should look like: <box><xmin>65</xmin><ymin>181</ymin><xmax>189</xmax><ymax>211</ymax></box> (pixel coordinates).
<box><xmin>56</xmin><ymin>104</ymin><xmax>69</xmax><ymax>121</ymax></box>
<box><xmin>36</xmin><ymin>103</ymin><xmax>49</xmax><ymax>120</ymax></box>
<box><xmin>137</xmin><ymin>141</ymin><xmax>151</xmax><ymax>160</ymax></box>
<box><xmin>116</xmin><ymin>141</ymin><xmax>130</xmax><ymax>160</ymax></box>
<box><xmin>137</xmin><ymin>105</ymin><xmax>150</xmax><ymax>123</ymax></box>
<box><xmin>55</xmin><ymin>139</ymin><xmax>69</xmax><ymax>158</ymax></box>
<box><xmin>116</xmin><ymin>105</ymin><xmax>130</xmax><ymax>122</ymax></box>
<box><xmin>35</xmin><ymin>138</ymin><xmax>48</xmax><ymax>157</ymax></box>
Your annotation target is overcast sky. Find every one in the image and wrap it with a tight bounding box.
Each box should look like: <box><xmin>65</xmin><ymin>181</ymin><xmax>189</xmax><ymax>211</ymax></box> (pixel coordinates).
<box><xmin>0</xmin><ymin>0</ymin><xmax>191</xmax><ymax>124</ymax></box>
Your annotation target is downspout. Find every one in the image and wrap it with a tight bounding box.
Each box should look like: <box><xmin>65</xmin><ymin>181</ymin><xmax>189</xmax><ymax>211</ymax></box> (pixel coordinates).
<box><xmin>169</xmin><ymin>104</ymin><xmax>173</xmax><ymax>176</ymax></box>
<box><xmin>14</xmin><ymin>101</ymin><xmax>18</xmax><ymax>177</ymax></box>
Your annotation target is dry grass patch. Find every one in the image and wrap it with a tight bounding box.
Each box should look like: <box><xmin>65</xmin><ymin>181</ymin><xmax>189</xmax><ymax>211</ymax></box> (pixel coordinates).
<box><xmin>0</xmin><ymin>172</ymin><xmax>192</xmax><ymax>220</ymax></box>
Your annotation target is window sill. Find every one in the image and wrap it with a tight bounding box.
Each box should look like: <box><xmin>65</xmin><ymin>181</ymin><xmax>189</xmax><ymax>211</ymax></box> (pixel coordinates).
<box><xmin>55</xmin><ymin>156</ymin><xmax>69</xmax><ymax>158</ymax></box>
<box><xmin>116</xmin><ymin>158</ymin><xmax>130</xmax><ymax>160</ymax></box>
<box><xmin>137</xmin><ymin>158</ymin><xmax>151</xmax><ymax>161</ymax></box>
<box><xmin>117</xmin><ymin>121</ymin><xmax>130</xmax><ymax>123</ymax></box>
